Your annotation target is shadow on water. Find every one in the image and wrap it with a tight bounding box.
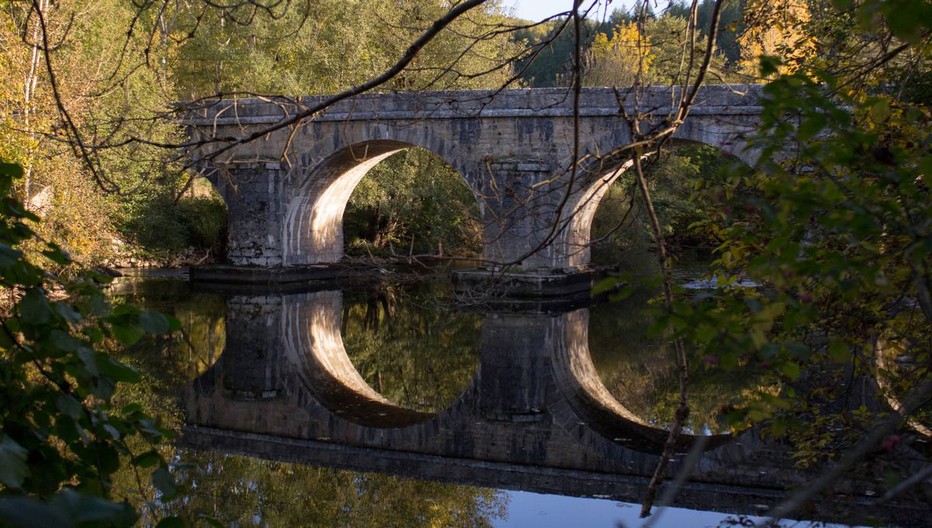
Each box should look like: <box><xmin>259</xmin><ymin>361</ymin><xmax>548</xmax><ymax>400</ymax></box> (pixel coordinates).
<box><xmin>110</xmin><ymin>274</ymin><xmax>929</xmax><ymax>527</ymax></box>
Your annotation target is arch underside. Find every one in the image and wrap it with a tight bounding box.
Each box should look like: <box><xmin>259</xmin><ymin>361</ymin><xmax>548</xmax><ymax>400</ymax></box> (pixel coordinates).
<box><xmin>282</xmin><ymin>139</ymin><xmax>481</xmax><ymax>266</ymax></box>
<box><xmin>283</xmin><ymin>141</ymin><xmax>408</xmax><ymax>265</ymax></box>
<box><xmin>276</xmin><ymin>297</ymin><xmax>731</xmax><ymax>451</ymax></box>
<box><xmin>551</xmin><ymin>131</ymin><xmax>755</xmax><ymax>270</ymax></box>
<box><xmin>218</xmin><ymin>111</ymin><xmax>757</xmax><ymax>271</ymax></box>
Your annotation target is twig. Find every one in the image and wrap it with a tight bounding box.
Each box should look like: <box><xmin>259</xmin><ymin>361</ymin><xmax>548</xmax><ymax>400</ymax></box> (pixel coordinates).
<box><xmin>759</xmin><ymin>376</ymin><xmax>932</xmax><ymax>525</ymax></box>
<box><xmin>870</xmin><ymin>463</ymin><xmax>932</xmax><ymax>507</ymax></box>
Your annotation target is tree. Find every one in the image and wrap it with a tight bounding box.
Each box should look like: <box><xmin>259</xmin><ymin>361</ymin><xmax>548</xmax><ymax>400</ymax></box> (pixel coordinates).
<box><xmin>661</xmin><ymin>0</ymin><xmax>932</xmax><ymax>519</ymax></box>
<box><xmin>343</xmin><ymin>148</ymin><xmax>483</xmax><ymax>260</ymax></box>
<box><xmin>0</xmin><ymin>161</ymin><xmax>182</xmax><ymax>527</ymax></box>
<box><xmin>585</xmin><ymin>21</ymin><xmax>653</xmax><ymax>86</ymax></box>
<box><xmin>736</xmin><ymin>0</ymin><xmax>814</xmax><ymax>76</ymax></box>
<box><xmin>578</xmin><ymin>0</ymin><xmax>930</xmax><ymax>519</ymax></box>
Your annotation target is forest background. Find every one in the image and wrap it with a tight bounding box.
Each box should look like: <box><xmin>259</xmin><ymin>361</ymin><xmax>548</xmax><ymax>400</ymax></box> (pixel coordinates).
<box><xmin>0</xmin><ymin>0</ymin><xmax>807</xmax><ymax>270</ymax></box>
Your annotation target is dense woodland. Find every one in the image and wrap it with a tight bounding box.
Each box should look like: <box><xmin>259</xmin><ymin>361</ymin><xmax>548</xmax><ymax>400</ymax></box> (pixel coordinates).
<box><xmin>0</xmin><ymin>0</ymin><xmax>930</xmax><ymax>526</ymax></box>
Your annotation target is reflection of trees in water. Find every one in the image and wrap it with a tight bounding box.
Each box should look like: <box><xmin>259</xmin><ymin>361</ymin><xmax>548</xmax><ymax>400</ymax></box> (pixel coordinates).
<box><xmin>161</xmin><ymin>450</ymin><xmax>507</xmax><ymax>527</ymax></box>
<box><xmin>350</xmin><ymin>283</ymin><xmax>398</xmax><ymax>332</ymax></box>
<box><xmin>588</xmin><ymin>287</ymin><xmax>775</xmax><ymax>434</ymax></box>
<box><xmin>341</xmin><ymin>283</ymin><xmax>481</xmax><ymax>413</ymax></box>
<box><xmin>114</xmin><ymin>280</ymin><xmax>227</xmax><ymax>390</ymax></box>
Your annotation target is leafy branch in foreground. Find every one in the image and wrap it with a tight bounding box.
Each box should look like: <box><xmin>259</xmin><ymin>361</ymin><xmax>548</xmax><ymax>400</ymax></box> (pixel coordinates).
<box><xmin>0</xmin><ymin>161</ymin><xmax>185</xmax><ymax>527</ymax></box>
<box><xmin>680</xmin><ymin>50</ymin><xmax>932</xmax><ymax>523</ymax></box>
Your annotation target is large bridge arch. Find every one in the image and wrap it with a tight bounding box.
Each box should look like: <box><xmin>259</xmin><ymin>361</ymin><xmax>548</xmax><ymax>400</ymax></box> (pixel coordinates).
<box><xmin>550</xmin><ymin>120</ymin><xmax>760</xmax><ymax>270</ymax></box>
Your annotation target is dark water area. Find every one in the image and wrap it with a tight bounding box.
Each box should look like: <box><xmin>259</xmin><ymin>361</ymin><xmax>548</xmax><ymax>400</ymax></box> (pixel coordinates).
<box><xmin>107</xmin><ymin>273</ymin><xmax>923</xmax><ymax>527</ymax></box>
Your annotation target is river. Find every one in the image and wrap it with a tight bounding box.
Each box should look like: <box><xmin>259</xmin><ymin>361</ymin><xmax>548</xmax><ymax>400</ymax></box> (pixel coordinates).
<box><xmin>107</xmin><ymin>272</ymin><xmax>921</xmax><ymax>527</ymax></box>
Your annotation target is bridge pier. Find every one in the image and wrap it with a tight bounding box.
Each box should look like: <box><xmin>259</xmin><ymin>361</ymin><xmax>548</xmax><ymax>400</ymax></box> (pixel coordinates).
<box><xmin>213</xmin><ymin>162</ymin><xmax>289</xmax><ymax>267</ymax></box>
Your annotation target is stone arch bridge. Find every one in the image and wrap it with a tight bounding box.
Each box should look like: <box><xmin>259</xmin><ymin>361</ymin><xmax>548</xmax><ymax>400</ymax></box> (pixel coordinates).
<box><xmin>186</xmin><ymin>85</ymin><xmax>763</xmax><ymax>272</ymax></box>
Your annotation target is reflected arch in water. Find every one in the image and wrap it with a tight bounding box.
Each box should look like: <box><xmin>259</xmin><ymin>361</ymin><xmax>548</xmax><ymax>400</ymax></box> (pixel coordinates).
<box><xmin>551</xmin><ymin>308</ymin><xmax>731</xmax><ymax>454</ymax></box>
<box><xmin>339</xmin><ymin>285</ymin><xmax>482</xmax><ymax>414</ymax></box>
<box><xmin>187</xmin><ymin>289</ymin><xmax>481</xmax><ymax>430</ymax></box>
<box><xmin>283</xmin><ymin>290</ymin><xmax>451</xmax><ymax>428</ymax></box>
<box><xmin>111</xmin><ymin>278</ymin><xmax>228</xmax><ymax>384</ymax></box>
<box><xmin>172</xmin><ymin>297</ymin><xmax>227</xmax><ymax>382</ymax></box>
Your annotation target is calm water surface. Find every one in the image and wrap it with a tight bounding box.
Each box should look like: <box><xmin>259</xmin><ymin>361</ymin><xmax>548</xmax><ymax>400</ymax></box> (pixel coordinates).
<box><xmin>109</xmin><ymin>274</ymin><xmax>874</xmax><ymax>527</ymax></box>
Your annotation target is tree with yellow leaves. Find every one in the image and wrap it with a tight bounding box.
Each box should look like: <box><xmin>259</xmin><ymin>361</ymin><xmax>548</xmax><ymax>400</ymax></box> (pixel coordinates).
<box><xmin>737</xmin><ymin>0</ymin><xmax>814</xmax><ymax>77</ymax></box>
<box><xmin>585</xmin><ymin>21</ymin><xmax>653</xmax><ymax>87</ymax></box>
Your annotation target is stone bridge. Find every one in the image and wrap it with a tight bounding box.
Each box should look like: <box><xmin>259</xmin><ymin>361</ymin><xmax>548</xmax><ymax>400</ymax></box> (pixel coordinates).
<box><xmin>178</xmin><ymin>289</ymin><xmax>927</xmax><ymax>526</ymax></box>
<box><xmin>186</xmin><ymin>85</ymin><xmax>764</xmax><ymax>272</ymax></box>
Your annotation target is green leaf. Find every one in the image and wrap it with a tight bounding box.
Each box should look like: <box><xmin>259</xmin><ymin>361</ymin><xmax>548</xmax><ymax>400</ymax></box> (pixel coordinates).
<box><xmin>110</xmin><ymin>322</ymin><xmax>145</xmax><ymax>346</ymax></box>
<box><xmin>111</xmin><ymin>304</ymin><xmax>142</xmax><ymax>317</ymax></box>
<box><xmin>17</xmin><ymin>290</ymin><xmax>53</xmax><ymax>326</ymax></box>
<box><xmin>0</xmin><ymin>496</ymin><xmax>74</xmax><ymax>528</ymax></box>
<box><xmin>98</xmin><ymin>357</ymin><xmax>142</xmax><ymax>383</ymax></box>
<box><xmin>869</xmin><ymin>99</ymin><xmax>890</xmax><ymax>124</ymax></box>
<box><xmin>91</xmin><ymin>442</ymin><xmax>121</xmax><ymax>475</ymax></box>
<box><xmin>882</xmin><ymin>0</ymin><xmax>932</xmax><ymax>42</ymax></box>
<box><xmin>781</xmin><ymin>361</ymin><xmax>801</xmax><ymax>380</ymax></box>
<box><xmin>153</xmin><ymin>466</ymin><xmax>179</xmax><ymax>500</ymax></box>
<box><xmin>196</xmin><ymin>514</ymin><xmax>225</xmax><ymax>528</ymax></box>
<box><xmin>156</xmin><ymin>516</ymin><xmax>187</xmax><ymax>528</ymax></box>
<box><xmin>593</xmin><ymin>276</ymin><xmax>623</xmax><ymax>296</ymax></box>
<box><xmin>166</xmin><ymin>314</ymin><xmax>182</xmax><ymax>332</ymax></box>
<box><xmin>42</xmin><ymin>244</ymin><xmax>71</xmax><ymax>265</ymax></box>
<box><xmin>798</xmin><ymin>113</ymin><xmax>826</xmax><ymax>140</ymax></box>
<box><xmin>139</xmin><ymin>311</ymin><xmax>171</xmax><ymax>334</ymax></box>
<box><xmin>54</xmin><ymin>302</ymin><xmax>83</xmax><ymax>324</ymax></box>
<box><xmin>56</xmin><ymin>394</ymin><xmax>84</xmax><ymax>420</ymax></box>
<box><xmin>49</xmin><ymin>329</ymin><xmax>83</xmax><ymax>352</ymax></box>
<box><xmin>133</xmin><ymin>450</ymin><xmax>162</xmax><ymax>468</ymax></box>
<box><xmin>120</xmin><ymin>403</ymin><xmax>144</xmax><ymax>415</ymax></box>
<box><xmin>0</xmin><ymin>435</ymin><xmax>29</xmax><ymax>488</ymax></box>
<box><xmin>0</xmin><ymin>243</ymin><xmax>22</xmax><ymax>267</ymax></box>
<box><xmin>103</xmin><ymin>424</ymin><xmax>122</xmax><ymax>440</ymax></box>
<box><xmin>51</xmin><ymin>489</ymin><xmax>137</xmax><ymax>526</ymax></box>
<box><xmin>0</xmin><ymin>162</ymin><xmax>24</xmax><ymax>179</ymax></box>
<box><xmin>758</xmin><ymin>55</ymin><xmax>782</xmax><ymax>77</ymax></box>
<box><xmin>828</xmin><ymin>341</ymin><xmax>851</xmax><ymax>363</ymax></box>
<box><xmin>695</xmin><ymin>324</ymin><xmax>717</xmax><ymax>344</ymax></box>
<box><xmin>78</xmin><ymin>348</ymin><xmax>100</xmax><ymax>377</ymax></box>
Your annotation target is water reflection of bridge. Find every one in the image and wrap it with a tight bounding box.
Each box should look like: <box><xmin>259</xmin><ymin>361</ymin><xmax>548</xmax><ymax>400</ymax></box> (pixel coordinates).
<box><xmin>180</xmin><ymin>289</ymin><xmax>927</xmax><ymax>526</ymax></box>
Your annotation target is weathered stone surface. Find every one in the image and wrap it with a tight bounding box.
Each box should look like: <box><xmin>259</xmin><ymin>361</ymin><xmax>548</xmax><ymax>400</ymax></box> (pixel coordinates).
<box><xmin>186</xmin><ymin>86</ymin><xmax>766</xmax><ymax>270</ymax></box>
